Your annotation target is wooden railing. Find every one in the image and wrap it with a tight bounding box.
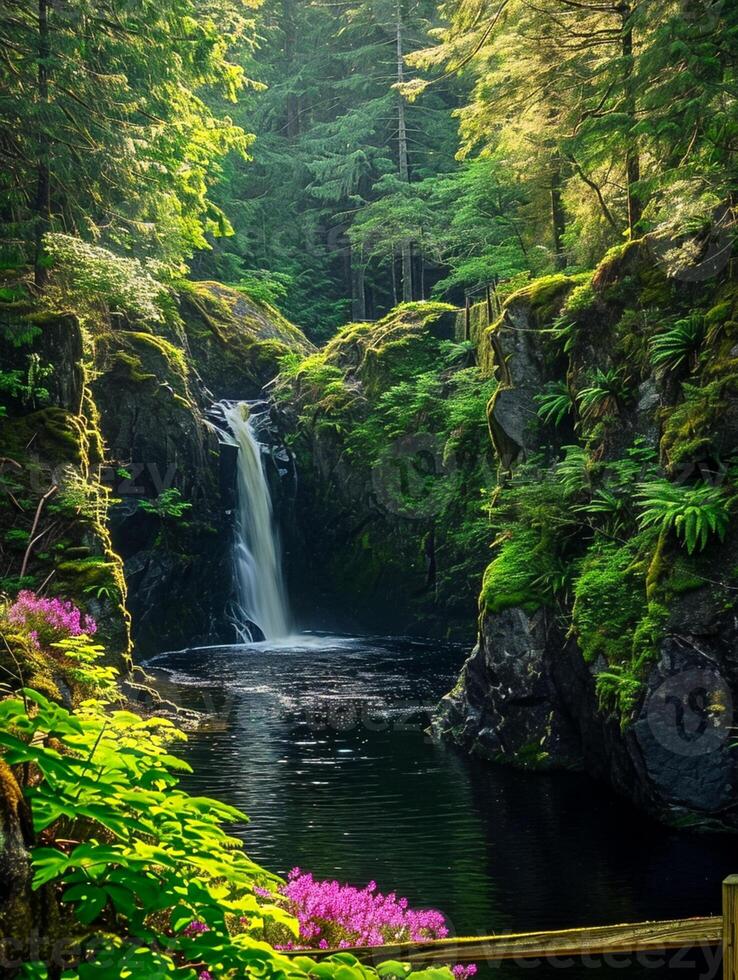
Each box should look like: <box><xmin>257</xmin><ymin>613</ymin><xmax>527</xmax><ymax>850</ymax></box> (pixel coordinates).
<box><xmin>297</xmin><ymin>875</ymin><xmax>738</xmax><ymax>978</ymax></box>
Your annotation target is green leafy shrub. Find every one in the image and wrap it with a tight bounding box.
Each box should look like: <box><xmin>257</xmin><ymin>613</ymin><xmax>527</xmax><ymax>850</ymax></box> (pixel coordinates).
<box><xmin>535</xmin><ymin>381</ymin><xmax>574</xmax><ymax>427</ymax></box>
<box><xmin>0</xmin><ymin>635</ymin><xmax>456</xmax><ymax>980</ymax></box>
<box><xmin>236</xmin><ymin>269</ymin><xmax>293</xmax><ymax>307</ymax></box>
<box><xmin>637</xmin><ymin>479</ymin><xmax>733</xmax><ymax>554</ymax></box>
<box><xmin>0</xmin><ymin>354</ymin><xmax>53</xmax><ymax>408</ymax></box>
<box><xmin>577</xmin><ymin>368</ymin><xmax>631</xmax><ymax>420</ymax></box>
<box><xmin>138</xmin><ymin>487</ymin><xmax>193</xmax><ymax>520</ymax></box>
<box><xmin>43</xmin><ymin>234</ymin><xmax>167</xmax><ymax>322</ymax></box>
<box><xmin>649</xmin><ymin>314</ymin><xmax>704</xmax><ymax>374</ymax></box>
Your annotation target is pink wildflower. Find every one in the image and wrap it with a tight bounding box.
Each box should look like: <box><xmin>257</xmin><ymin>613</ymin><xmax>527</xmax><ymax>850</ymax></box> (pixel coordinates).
<box><xmin>452</xmin><ymin>966</ymin><xmax>478</xmax><ymax>979</ymax></box>
<box><xmin>8</xmin><ymin>590</ymin><xmax>96</xmax><ymax>648</ymax></box>
<box><xmin>278</xmin><ymin>872</ymin><xmax>449</xmax><ymax>951</ymax></box>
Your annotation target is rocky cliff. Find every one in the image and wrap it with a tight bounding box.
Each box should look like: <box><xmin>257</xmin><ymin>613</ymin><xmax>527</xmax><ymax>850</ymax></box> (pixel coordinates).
<box><xmin>274</xmin><ymin>302</ymin><xmax>495</xmax><ymax>637</ymax></box>
<box><xmin>0</xmin><ymin>277</ymin><xmax>311</xmax><ymax>660</ymax></box>
<box><xmin>434</xmin><ymin>240</ymin><xmax>738</xmax><ymax>829</ymax></box>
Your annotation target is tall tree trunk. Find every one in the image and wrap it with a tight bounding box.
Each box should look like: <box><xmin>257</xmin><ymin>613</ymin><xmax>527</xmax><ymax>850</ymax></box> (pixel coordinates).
<box><xmin>283</xmin><ymin>0</ymin><xmax>300</xmax><ymax>139</ymax></box>
<box><xmin>351</xmin><ymin>243</ymin><xmax>366</xmax><ymax>320</ymax></box>
<box><xmin>34</xmin><ymin>0</ymin><xmax>51</xmax><ymax>287</ymax></box>
<box><xmin>621</xmin><ymin>3</ymin><xmax>642</xmax><ymax>238</ymax></box>
<box><xmin>550</xmin><ymin>159</ymin><xmax>567</xmax><ymax>268</ymax></box>
<box><xmin>396</xmin><ymin>1</ymin><xmax>413</xmax><ymax>302</ymax></box>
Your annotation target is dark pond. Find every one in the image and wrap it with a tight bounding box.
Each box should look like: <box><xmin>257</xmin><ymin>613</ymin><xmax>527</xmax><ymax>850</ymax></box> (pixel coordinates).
<box><xmin>147</xmin><ymin>635</ymin><xmax>733</xmax><ymax>980</ymax></box>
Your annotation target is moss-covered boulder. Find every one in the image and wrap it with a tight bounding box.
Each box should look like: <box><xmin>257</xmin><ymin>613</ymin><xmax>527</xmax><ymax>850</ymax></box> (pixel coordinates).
<box><xmin>179</xmin><ymin>281</ymin><xmax>314</xmax><ymax>398</ymax></box>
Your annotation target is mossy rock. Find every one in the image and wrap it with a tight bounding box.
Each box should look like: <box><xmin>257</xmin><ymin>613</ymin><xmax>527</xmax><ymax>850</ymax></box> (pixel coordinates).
<box><xmin>178</xmin><ymin>281</ymin><xmax>313</xmax><ymax>397</ymax></box>
<box><xmin>0</xmin><ymin>631</ymin><xmax>62</xmax><ymax>702</ymax></box>
<box><xmin>0</xmin><ymin>408</ymin><xmax>87</xmax><ymax>467</ymax></box>
<box><xmin>56</xmin><ymin>557</ymin><xmax>119</xmax><ymax>590</ymax></box>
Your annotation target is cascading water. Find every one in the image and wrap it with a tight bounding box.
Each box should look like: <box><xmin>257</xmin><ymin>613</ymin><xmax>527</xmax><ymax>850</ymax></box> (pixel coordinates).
<box><xmin>222</xmin><ymin>402</ymin><xmax>290</xmax><ymax>642</ymax></box>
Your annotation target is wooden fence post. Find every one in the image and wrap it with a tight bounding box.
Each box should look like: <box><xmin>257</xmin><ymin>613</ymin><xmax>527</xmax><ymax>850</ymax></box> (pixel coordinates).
<box><xmin>724</xmin><ymin>876</ymin><xmax>738</xmax><ymax>980</ymax></box>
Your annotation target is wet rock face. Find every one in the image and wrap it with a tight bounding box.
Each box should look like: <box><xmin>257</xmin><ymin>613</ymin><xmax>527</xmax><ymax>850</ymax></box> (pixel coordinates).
<box><xmin>437</xmin><ymin>601</ymin><xmax>738</xmax><ymax>828</ymax></box>
<box><xmin>90</xmin><ymin>292</ymin><xmax>310</xmax><ymax>657</ymax></box>
<box><xmin>633</xmin><ymin>637</ymin><xmax>735</xmax><ymax>815</ymax></box>
<box><xmin>487</xmin><ymin>302</ymin><xmax>547</xmax><ymax>469</ymax></box>
<box><xmin>435</xmin><ymin>607</ymin><xmax>580</xmax><ymax>766</ymax></box>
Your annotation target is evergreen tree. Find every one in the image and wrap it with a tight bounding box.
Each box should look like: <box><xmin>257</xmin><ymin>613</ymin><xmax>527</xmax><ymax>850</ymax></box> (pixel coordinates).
<box><xmin>0</xmin><ymin>0</ymin><xmax>258</xmax><ymax>276</ymax></box>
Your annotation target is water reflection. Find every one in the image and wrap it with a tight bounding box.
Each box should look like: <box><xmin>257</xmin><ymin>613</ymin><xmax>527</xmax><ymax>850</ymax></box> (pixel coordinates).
<box><xmin>148</xmin><ymin>635</ymin><xmax>732</xmax><ymax>980</ymax></box>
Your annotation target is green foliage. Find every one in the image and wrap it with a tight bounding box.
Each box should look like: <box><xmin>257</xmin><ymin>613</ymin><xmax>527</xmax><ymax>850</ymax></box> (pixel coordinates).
<box><xmin>577</xmin><ymin>368</ymin><xmax>631</xmax><ymax>421</ymax></box>
<box><xmin>43</xmin><ymin>235</ymin><xmax>167</xmax><ymax>323</ymax></box>
<box><xmin>637</xmin><ymin>479</ymin><xmax>733</xmax><ymax>555</ymax></box>
<box><xmin>481</xmin><ymin>530</ymin><xmax>548</xmax><ymax>615</ymax></box>
<box><xmin>649</xmin><ymin>314</ymin><xmax>704</xmax><ymax>374</ymax></box>
<box><xmin>535</xmin><ymin>381</ymin><xmax>574</xmax><ymax>427</ymax></box>
<box><xmin>0</xmin><ymin>633</ymin><xmax>454</xmax><ymax>980</ymax></box>
<box><xmin>571</xmin><ymin>542</ymin><xmax>648</xmax><ymax>665</ymax></box>
<box><xmin>235</xmin><ymin>270</ymin><xmax>293</xmax><ymax>307</ymax></box>
<box><xmin>595</xmin><ymin>662</ymin><xmax>646</xmax><ymax>723</ymax></box>
<box><xmin>0</xmin><ymin>354</ymin><xmax>53</xmax><ymax>408</ymax></box>
<box><xmin>138</xmin><ymin>489</ymin><xmax>193</xmax><ymax>521</ymax></box>
<box><xmin>0</xmin><ymin>0</ymin><xmax>256</xmax><ymax>269</ymax></box>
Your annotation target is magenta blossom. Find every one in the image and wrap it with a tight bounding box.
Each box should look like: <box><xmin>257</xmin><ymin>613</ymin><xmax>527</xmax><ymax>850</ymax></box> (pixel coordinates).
<box><xmin>452</xmin><ymin>966</ymin><xmax>478</xmax><ymax>980</ymax></box>
<box><xmin>7</xmin><ymin>590</ymin><xmax>96</xmax><ymax>648</ymax></box>
<box><xmin>184</xmin><ymin>921</ymin><xmax>210</xmax><ymax>937</ymax></box>
<box><xmin>280</xmin><ymin>870</ymin><xmax>449</xmax><ymax>949</ymax></box>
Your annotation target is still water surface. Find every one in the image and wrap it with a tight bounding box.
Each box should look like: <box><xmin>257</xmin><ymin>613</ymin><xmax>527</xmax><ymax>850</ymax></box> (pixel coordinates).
<box><xmin>148</xmin><ymin>635</ymin><xmax>734</xmax><ymax>979</ymax></box>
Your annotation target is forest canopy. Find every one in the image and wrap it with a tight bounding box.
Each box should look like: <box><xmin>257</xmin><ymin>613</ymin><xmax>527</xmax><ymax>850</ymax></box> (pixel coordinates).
<box><xmin>1</xmin><ymin>0</ymin><xmax>736</xmax><ymax>333</ymax></box>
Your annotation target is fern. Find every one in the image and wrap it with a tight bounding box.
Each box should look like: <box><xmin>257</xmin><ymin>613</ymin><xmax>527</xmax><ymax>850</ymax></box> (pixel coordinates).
<box><xmin>649</xmin><ymin>314</ymin><xmax>704</xmax><ymax>374</ymax></box>
<box><xmin>577</xmin><ymin>368</ymin><xmax>631</xmax><ymax>420</ymax></box>
<box><xmin>576</xmin><ymin>487</ymin><xmax>630</xmax><ymax>536</ymax></box>
<box><xmin>637</xmin><ymin>478</ymin><xmax>732</xmax><ymax>554</ymax></box>
<box><xmin>555</xmin><ymin>445</ymin><xmax>592</xmax><ymax>497</ymax></box>
<box><xmin>535</xmin><ymin>380</ymin><xmax>574</xmax><ymax>427</ymax></box>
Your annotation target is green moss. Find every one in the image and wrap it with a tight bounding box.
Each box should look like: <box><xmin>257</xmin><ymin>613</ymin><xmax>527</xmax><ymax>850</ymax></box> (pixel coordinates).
<box><xmin>637</xmin><ymin>265</ymin><xmax>672</xmax><ymax>306</ymax></box>
<box><xmin>480</xmin><ymin>528</ymin><xmax>552</xmax><ymax>615</ymax></box>
<box><xmin>111</xmin><ymin>351</ymin><xmax>156</xmax><ymax>384</ymax></box>
<box><xmin>0</xmin><ymin>630</ymin><xmax>62</xmax><ymax>701</ymax></box>
<box><xmin>123</xmin><ymin>331</ymin><xmax>189</xmax><ymax>377</ymax></box>
<box><xmin>571</xmin><ymin>541</ymin><xmax>648</xmax><ymax>664</ymax></box>
<box><xmin>560</xmin><ymin>277</ymin><xmax>596</xmax><ymax>318</ymax></box>
<box><xmin>504</xmin><ymin>273</ymin><xmax>580</xmax><ymax>325</ymax></box>
<box><xmin>57</xmin><ymin>557</ymin><xmax>118</xmax><ymax>588</ymax></box>
<box><xmin>0</xmin><ymin>408</ymin><xmax>86</xmax><ymax>466</ymax></box>
<box><xmin>660</xmin><ymin>378</ymin><xmax>732</xmax><ymax>472</ymax></box>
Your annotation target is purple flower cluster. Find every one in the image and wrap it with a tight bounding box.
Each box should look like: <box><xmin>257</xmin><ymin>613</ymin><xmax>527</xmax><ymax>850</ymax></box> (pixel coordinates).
<box><xmin>452</xmin><ymin>966</ymin><xmax>478</xmax><ymax>980</ymax></box>
<box><xmin>279</xmin><ymin>869</ymin><xmax>449</xmax><ymax>949</ymax></box>
<box><xmin>7</xmin><ymin>590</ymin><xmax>97</xmax><ymax>648</ymax></box>
<box><xmin>183</xmin><ymin>921</ymin><xmax>210</xmax><ymax>937</ymax></box>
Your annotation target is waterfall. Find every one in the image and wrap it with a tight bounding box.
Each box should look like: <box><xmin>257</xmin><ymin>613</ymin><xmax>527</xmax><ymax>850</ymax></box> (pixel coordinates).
<box><xmin>222</xmin><ymin>402</ymin><xmax>290</xmax><ymax>642</ymax></box>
